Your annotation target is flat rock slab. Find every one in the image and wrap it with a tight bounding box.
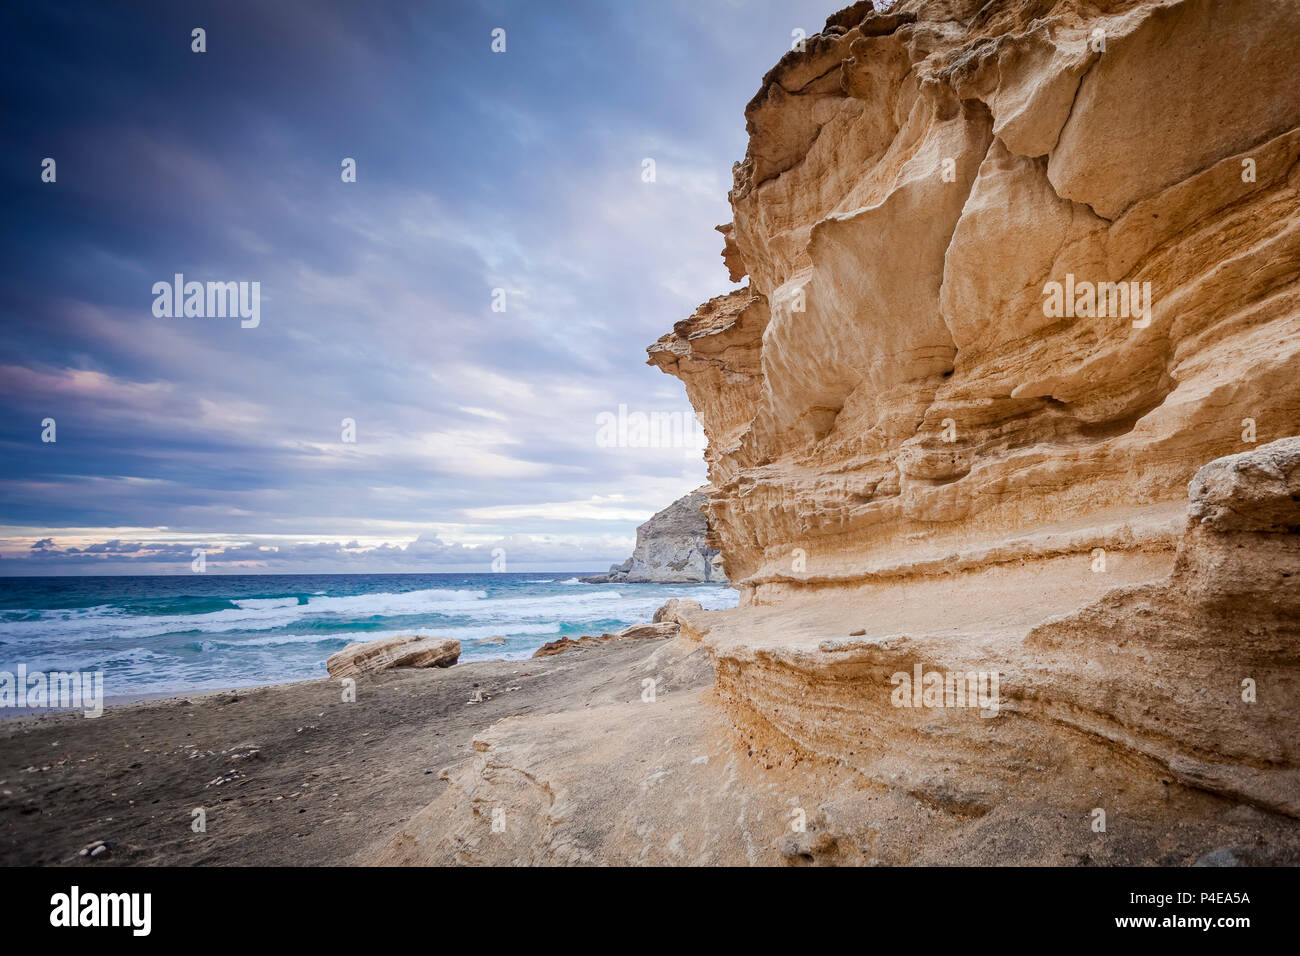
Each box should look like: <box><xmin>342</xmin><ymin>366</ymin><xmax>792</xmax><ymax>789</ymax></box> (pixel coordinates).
<box><xmin>326</xmin><ymin>635</ymin><xmax>460</xmax><ymax>678</ymax></box>
<box><xmin>532</xmin><ymin>621</ymin><xmax>679</xmax><ymax>659</ymax></box>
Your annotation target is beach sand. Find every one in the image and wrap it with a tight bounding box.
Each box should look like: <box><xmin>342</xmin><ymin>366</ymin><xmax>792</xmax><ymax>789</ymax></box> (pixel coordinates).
<box><xmin>0</xmin><ymin>638</ymin><xmax>671</xmax><ymax>865</ymax></box>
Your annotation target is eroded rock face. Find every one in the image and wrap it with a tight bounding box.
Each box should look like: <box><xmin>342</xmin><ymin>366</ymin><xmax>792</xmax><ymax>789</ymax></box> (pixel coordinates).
<box><xmin>372</xmin><ymin>440</ymin><xmax>1300</xmax><ymax>865</ymax></box>
<box><xmin>651</xmin><ymin>0</ymin><xmax>1300</xmax><ymax>601</ymax></box>
<box><xmin>638</xmin><ymin>0</ymin><xmax>1300</xmax><ymax>845</ymax></box>
<box><xmin>325</xmin><ymin>635</ymin><xmax>459</xmax><ymax>678</ymax></box>
<box><xmin>708</xmin><ymin>438</ymin><xmax>1300</xmax><ymax>822</ymax></box>
<box><xmin>582</xmin><ymin>490</ymin><xmax>726</xmax><ymax>583</ymax></box>
<box><xmin>374</xmin><ymin>0</ymin><xmax>1300</xmax><ymax>865</ymax></box>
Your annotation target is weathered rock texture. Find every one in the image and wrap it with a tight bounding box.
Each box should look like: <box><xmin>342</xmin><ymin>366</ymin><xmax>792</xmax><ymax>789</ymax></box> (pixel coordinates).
<box><xmin>325</xmin><ymin>635</ymin><xmax>459</xmax><ymax>678</ymax></box>
<box><xmin>649</xmin><ymin>0</ymin><xmax>1300</xmax><ymax>599</ymax></box>
<box><xmin>705</xmin><ymin>437</ymin><xmax>1300</xmax><ymax>826</ymax></box>
<box><xmin>582</xmin><ymin>490</ymin><xmax>726</xmax><ymax>583</ymax></box>
<box><xmin>375</xmin><ymin>0</ymin><xmax>1300</xmax><ymax>865</ymax></box>
<box><xmin>531</xmin><ymin>621</ymin><xmax>679</xmax><ymax>659</ymax></box>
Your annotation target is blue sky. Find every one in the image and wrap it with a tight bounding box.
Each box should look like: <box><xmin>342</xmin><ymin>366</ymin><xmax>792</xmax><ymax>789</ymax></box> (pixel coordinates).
<box><xmin>0</xmin><ymin>0</ymin><xmax>835</xmax><ymax>573</ymax></box>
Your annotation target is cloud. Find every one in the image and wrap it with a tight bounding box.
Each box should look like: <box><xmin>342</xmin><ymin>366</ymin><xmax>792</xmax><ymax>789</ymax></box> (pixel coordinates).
<box><xmin>462</xmin><ymin>495</ymin><xmax>659</xmax><ymax>523</ymax></box>
<box><xmin>0</xmin><ymin>0</ymin><xmax>835</xmax><ymax>573</ymax></box>
<box><xmin>0</xmin><ymin>529</ymin><xmax>633</xmax><ymax>574</ymax></box>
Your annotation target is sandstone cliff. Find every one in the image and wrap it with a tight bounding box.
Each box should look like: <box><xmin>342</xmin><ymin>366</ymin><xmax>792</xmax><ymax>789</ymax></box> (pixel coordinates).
<box><xmin>375</xmin><ymin>0</ymin><xmax>1300</xmax><ymax>865</ymax></box>
<box><xmin>650</xmin><ymin>0</ymin><xmax>1300</xmax><ymax>599</ymax></box>
<box><xmin>582</xmin><ymin>490</ymin><xmax>726</xmax><ymax>583</ymax></box>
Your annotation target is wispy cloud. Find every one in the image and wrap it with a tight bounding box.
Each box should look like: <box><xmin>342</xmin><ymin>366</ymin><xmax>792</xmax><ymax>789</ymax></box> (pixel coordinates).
<box><xmin>0</xmin><ymin>0</ymin><xmax>832</xmax><ymax>572</ymax></box>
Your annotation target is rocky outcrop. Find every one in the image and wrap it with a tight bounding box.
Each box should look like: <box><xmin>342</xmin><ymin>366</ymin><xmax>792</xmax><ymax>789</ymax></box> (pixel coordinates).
<box><xmin>652</xmin><ymin>598</ymin><xmax>703</xmax><ymax>626</ymax></box>
<box><xmin>531</xmin><ymin>621</ymin><xmax>679</xmax><ymax>658</ymax></box>
<box><xmin>374</xmin><ymin>0</ymin><xmax>1300</xmax><ymax>865</ymax></box>
<box><xmin>325</xmin><ymin>635</ymin><xmax>460</xmax><ymax>678</ymax></box>
<box><xmin>706</xmin><ymin>438</ymin><xmax>1300</xmax><ymax>824</ymax></box>
<box><xmin>650</xmin><ymin>0</ymin><xmax>1300</xmax><ymax>601</ymax></box>
<box><xmin>372</xmin><ymin>439</ymin><xmax>1300</xmax><ymax>866</ymax></box>
<box><xmin>582</xmin><ymin>490</ymin><xmax>726</xmax><ymax>583</ymax></box>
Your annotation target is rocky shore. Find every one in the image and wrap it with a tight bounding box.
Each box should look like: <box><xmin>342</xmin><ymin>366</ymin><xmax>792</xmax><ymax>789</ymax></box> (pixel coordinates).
<box><xmin>0</xmin><ymin>635</ymin><xmax>688</xmax><ymax>865</ymax></box>
<box><xmin>7</xmin><ymin>0</ymin><xmax>1298</xmax><ymax>868</ymax></box>
<box><xmin>371</xmin><ymin>0</ymin><xmax>1300</xmax><ymax>864</ymax></box>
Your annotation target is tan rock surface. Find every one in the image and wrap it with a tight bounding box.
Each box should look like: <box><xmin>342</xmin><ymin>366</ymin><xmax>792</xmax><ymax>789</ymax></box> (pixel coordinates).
<box><xmin>531</xmin><ymin>621</ymin><xmax>679</xmax><ymax>659</ymax></box>
<box><xmin>325</xmin><ymin>635</ymin><xmax>460</xmax><ymax>678</ymax></box>
<box><xmin>651</xmin><ymin>0</ymin><xmax>1300</xmax><ymax>597</ymax></box>
<box><xmin>652</xmin><ymin>598</ymin><xmax>703</xmax><ymax>626</ymax></box>
<box><xmin>374</xmin><ymin>440</ymin><xmax>1300</xmax><ymax>864</ymax></box>
<box><xmin>377</xmin><ymin>0</ymin><xmax>1300</xmax><ymax>865</ymax></box>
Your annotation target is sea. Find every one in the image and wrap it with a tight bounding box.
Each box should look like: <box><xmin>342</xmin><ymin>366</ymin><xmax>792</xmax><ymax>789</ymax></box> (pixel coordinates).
<box><xmin>0</xmin><ymin>573</ymin><xmax>739</xmax><ymax>699</ymax></box>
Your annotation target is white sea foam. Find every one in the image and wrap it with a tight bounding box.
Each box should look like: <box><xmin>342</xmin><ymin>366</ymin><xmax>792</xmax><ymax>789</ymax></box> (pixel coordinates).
<box><xmin>0</xmin><ymin>588</ymin><xmax>492</xmax><ymax>641</ymax></box>
<box><xmin>190</xmin><ymin>633</ymin><xmax>348</xmax><ymax>650</ymax></box>
<box><xmin>0</xmin><ymin>581</ymin><xmax>740</xmax><ymax>697</ymax></box>
<box><xmin>301</xmin><ymin>588</ymin><xmax>487</xmax><ymax>616</ymax></box>
<box><xmin>232</xmin><ymin>597</ymin><xmax>301</xmax><ymax>610</ymax></box>
<box><xmin>371</xmin><ymin>622</ymin><xmax>556</xmax><ymax>640</ymax></box>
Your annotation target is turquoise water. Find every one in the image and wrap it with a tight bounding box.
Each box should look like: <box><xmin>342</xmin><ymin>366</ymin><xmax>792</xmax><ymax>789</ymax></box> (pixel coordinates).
<box><xmin>0</xmin><ymin>573</ymin><xmax>738</xmax><ymax>696</ymax></box>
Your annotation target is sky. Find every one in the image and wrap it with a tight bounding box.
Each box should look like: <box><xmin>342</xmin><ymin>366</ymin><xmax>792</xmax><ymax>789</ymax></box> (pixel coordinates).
<box><xmin>0</xmin><ymin>0</ymin><xmax>837</xmax><ymax>574</ymax></box>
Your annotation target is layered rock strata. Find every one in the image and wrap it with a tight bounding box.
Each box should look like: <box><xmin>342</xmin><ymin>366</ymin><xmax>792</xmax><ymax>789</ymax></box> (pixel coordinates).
<box><xmin>377</xmin><ymin>0</ymin><xmax>1300</xmax><ymax>864</ymax></box>
<box><xmin>707</xmin><ymin>438</ymin><xmax>1300</xmax><ymax>824</ymax></box>
<box><xmin>374</xmin><ymin>440</ymin><xmax>1300</xmax><ymax>865</ymax></box>
<box><xmin>326</xmin><ymin>635</ymin><xmax>460</xmax><ymax>678</ymax></box>
<box><xmin>649</xmin><ymin>0</ymin><xmax>1300</xmax><ymax>602</ymax></box>
<box><xmin>532</xmin><ymin>621</ymin><xmax>680</xmax><ymax>659</ymax></box>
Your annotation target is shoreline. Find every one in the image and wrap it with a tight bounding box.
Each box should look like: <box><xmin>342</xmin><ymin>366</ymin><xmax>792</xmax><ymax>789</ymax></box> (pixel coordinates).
<box><xmin>0</xmin><ymin>647</ymin><xmax>551</xmax><ymax>722</ymax></box>
<box><xmin>0</xmin><ymin>578</ymin><xmax>736</xmax><ymax>722</ymax></box>
<box><xmin>0</xmin><ymin>637</ymin><xmax>673</xmax><ymax>865</ymax></box>
<box><xmin>0</xmin><ymin>627</ymin><xmax>693</xmax><ymax>722</ymax></box>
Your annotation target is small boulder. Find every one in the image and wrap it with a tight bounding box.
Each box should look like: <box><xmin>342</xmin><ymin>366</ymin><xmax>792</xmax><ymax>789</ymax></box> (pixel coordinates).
<box><xmin>531</xmin><ymin>621</ymin><xmax>678</xmax><ymax>659</ymax></box>
<box><xmin>79</xmin><ymin>839</ymin><xmax>116</xmax><ymax>859</ymax></box>
<box><xmin>326</xmin><ymin>635</ymin><xmax>460</xmax><ymax>678</ymax></box>
<box><xmin>653</xmin><ymin>598</ymin><xmax>703</xmax><ymax>626</ymax></box>
<box><xmin>532</xmin><ymin>636</ymin><xmax>583</xmax><ymax>658</ymax></box>
<box><xmin>616</xmin><ymin>622</ymin><xmax>680</xmax><ymax>641</ymax></box>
